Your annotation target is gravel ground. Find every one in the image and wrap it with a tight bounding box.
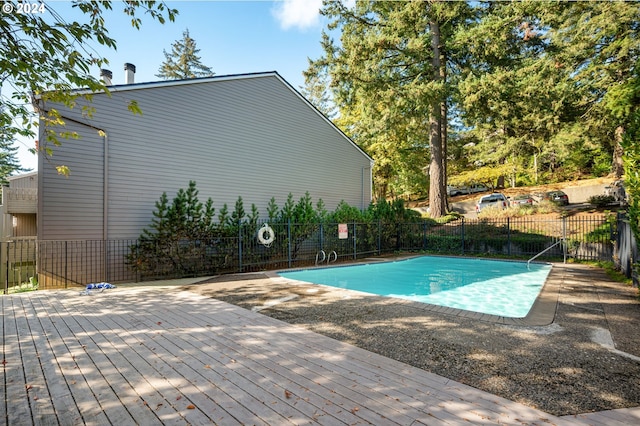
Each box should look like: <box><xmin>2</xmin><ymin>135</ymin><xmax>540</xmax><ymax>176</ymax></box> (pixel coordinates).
<box><xmin>183</xmin><ymin>261</ymin><xmax>640</xmax><ymax>417</ymax></box>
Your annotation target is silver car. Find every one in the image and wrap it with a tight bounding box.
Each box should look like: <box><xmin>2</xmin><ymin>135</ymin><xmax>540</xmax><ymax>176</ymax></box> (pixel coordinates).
<box><xmin>476</xmin><ymin>193</ymin><xmax>509</xmax><ymax>213</ymax></box>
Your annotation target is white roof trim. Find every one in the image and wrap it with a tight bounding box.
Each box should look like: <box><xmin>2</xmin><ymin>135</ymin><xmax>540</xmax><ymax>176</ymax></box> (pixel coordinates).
<box><xmin>8</xmin><ymin>171</ymin><xmax>37</xmax><ymax>180</ymax></box>
<box><xmin>56</xmin><ymin>71</ymin><xmax>283</xmax><ymax>97</ymax></box>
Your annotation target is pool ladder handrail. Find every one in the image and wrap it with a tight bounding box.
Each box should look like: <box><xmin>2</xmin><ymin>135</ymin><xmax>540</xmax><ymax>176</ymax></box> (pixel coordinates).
<box><xmin>527</xmin><ymin>238</ymin><xmax>565</xmax><ymax>269</ymax></box>
<box><xmin>315</xmin><ymin>250</ymin><xmax>338</xmax><ymax>266</ymax></box>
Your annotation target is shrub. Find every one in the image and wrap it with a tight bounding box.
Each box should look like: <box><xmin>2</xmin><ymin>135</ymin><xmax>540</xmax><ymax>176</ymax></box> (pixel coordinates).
<box><xmin>129</xmin><ymin>184</ymin><xmax>425</xmax><ymax>277</ymax></box>
<box><xmin>588</xmin><ymin>195</ymin><xmax>615</xmax><ymax>207</ymax></box>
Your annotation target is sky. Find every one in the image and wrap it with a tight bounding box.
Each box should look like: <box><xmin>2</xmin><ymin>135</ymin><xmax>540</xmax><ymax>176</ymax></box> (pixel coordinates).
<box><xmin>15</xmin><ymin>0</ymin><xmax>343</xmax><ymax>172</ymax></box>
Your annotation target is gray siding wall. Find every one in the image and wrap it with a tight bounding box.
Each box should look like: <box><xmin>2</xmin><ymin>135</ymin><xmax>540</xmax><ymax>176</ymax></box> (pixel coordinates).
<box><xmin>39</xmin><ymin>121</ymin><xmax>105</xmax><ymax>240</ymax></box>
<box><xmin>9</xmin><ymin>173</ymin><xmax>37</xmax><ymax>189</ymax></box>
<box><xmin>39</xmin><ymin>74</ymin><xmax>372</xmax><ymax>240</ymax></box>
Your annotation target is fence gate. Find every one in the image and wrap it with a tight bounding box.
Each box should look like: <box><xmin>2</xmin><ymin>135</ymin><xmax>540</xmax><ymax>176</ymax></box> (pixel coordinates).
<box><xmin>2</xmin><ymin>238</ymin><xmax>37</xmax><ymax>294</ymax></box>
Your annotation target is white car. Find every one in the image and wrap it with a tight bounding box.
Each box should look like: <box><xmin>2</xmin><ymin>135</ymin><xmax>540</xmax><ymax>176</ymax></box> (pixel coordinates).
<box><xmin>476</xmin><ymin>193</ymin><xmax>509</xmax><ymax>213</ymax></box>
<box><xmin>447</xmin><ymin>183</ymin><xmax>489</xmax><ymax>197</ymax></box>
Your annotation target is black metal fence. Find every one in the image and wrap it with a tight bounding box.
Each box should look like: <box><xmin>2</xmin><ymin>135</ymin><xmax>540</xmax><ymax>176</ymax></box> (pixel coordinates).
<box><xmin>1</xmin><ymin>214</ymin><xmax>623</xmax><ymax>292</ymax></box>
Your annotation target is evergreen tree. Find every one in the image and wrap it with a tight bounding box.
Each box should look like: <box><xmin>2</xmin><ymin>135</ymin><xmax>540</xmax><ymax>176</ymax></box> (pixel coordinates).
<box><xmin>456</xmin><ymin>1</ymin><xmax>581</xmax><ymax>184</ymax></box>
<box><xmin>267</xmin><ymin>197</ymin><xmax>279</xmax><ymax>222</ymax></box>
<box><xmin>156</xmin><ymin>29</ymin><xmax>214</xmax><ymax>79</ymax></box>
<box><xmin>457</xmin><ymin>1</ymin><xmax>640</xmax><ymax>184</ymax></box>
<box><xmin>300</xmin><ymin>64</ymin><xmax>337</xmax><ymax>119</ymax></box>
<box><xmin>230</xmin><ymin>196</ymin><xmax>246</xmax><ymax>225</ymax></box>
<box><xmin>547</xmin><ymin>1</ymin><xmax>640</xmax><ymax>178</ymax></box>
<box><xmin>279</xmin><ymin>193</ymin><xmax>295</xmax><ymax>222</ymax></box>
<box><xmin>309</xmin><ymin>1</ymin><xmax>470</xmax><ymax>216</ymax></box>
<box><xmin>248</xmin><ymin>204</ymin><xmax>260</xmax><ymax>228</ymax></box>
<box><xmin>141</xmin><ymin>192</ymin><xmax>171</xmax><ymax>242</ymax></box>
<box><xmin>0</xmin><ymin>131</ymin><xmax>28</xmax><ymax>185</ymax></box>
<box><xmin>218</xmin><ymin>203</ymin><xmax>230</xmax><ymax>227</ymax></box>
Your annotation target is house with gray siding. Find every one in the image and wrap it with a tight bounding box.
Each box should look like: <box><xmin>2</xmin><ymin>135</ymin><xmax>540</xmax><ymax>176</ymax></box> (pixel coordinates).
<box><xmin>37</xmin><ymin>71</ymin><xmax>373</xmax><ymax>240</ymax></box>
<box><xmin>1</xmin><ymin>171</ymin><xmax>37</xmax><ymax>240</ymax></box>
<box><xmin>35</xmin><ymin>71</ymin><xmax>373</xmax><ymax>285</ymax></box>
<box><xmin>0</xmin><ymin>172</ymin><xmax>37</xmax><ymax>288</ymax></box>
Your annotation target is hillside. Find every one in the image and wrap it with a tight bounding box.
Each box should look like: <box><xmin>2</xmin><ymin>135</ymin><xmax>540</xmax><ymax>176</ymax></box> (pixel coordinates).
<box><xmin>409</xmin><ymin>177</ymin><xmax>620</xmax><ymax>217</ymax></box>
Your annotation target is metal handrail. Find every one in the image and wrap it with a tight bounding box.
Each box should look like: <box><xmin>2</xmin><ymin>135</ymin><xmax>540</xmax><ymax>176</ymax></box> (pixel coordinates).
<box><xmin>315</xmin><ymin>250</ymin><xmax>326</xmax><ymax>266</ymax></box>
<box><xmin>527</xmin><ymin>239</ymin><xmax>565</xmax><ymax>269</ymax></box>
<box><xmin>328</xmin><ymin>250</ymin><xmax>337</xmax><ymax>263</ymax></box>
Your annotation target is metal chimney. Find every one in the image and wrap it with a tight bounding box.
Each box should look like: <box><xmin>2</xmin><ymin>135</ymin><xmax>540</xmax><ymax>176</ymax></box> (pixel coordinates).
<box><xmin>124</xmin><ymin>63</ymin><xmax>136</xmax><ymax>84</ymax></box>
<box><xmin>100</xmin><ymin>69</ymin><xmax>113</xmax><ymax>86</ymax></box>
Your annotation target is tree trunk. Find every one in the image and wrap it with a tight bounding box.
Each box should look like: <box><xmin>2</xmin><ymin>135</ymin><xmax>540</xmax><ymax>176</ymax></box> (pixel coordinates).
<box><xmin>613</xmin><ymin>125</ymin><xmax>624</xmax><ymax>178</ymax></box>
<box><xmin>428</xmin><ymin>19</ymin><xmax>446</xmax><ymax>218</ymax></box>
<box><xmin>440</xmin><ymin>49</ymin><xmax>449</xmax><ymax>212</ymax></box>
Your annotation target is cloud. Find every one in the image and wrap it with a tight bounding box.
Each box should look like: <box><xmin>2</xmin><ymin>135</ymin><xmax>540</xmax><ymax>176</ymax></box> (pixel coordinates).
<box><xmin>272</xmin><ymin>0</ymin><xmax>323</xmax><ymax>31</ymax></box>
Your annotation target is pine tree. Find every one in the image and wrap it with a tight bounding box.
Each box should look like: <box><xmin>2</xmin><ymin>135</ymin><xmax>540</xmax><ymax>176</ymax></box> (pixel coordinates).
<box><xmin>0</xmin><ymin>132</ymin><xmax>28</xmax><ymax>185</ymax></box>
<box><xmin>309</xmin><ymin>1</ymin><xmax>470</xmax><ymax>216</ymax></box>
<box><xmin>156</xmin><ymin>29</ymin><xmax>214</xmax><ymax>80</ymax></box>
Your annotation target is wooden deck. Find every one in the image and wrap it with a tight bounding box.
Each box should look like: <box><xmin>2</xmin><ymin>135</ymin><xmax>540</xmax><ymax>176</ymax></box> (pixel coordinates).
<box><xmin>2</xmin><ymin>285</ymin><xmax>639</xmax><ymax>425</ymax></box>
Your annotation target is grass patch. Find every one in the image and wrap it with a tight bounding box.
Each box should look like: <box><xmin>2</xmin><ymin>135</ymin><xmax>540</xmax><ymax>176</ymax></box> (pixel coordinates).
<box><xmin>581</xmin><ymin>260</ymin><xmax>633</xmax><ymax>285</ymax></box>
<box><xmin>8</xmin><ymin>277</ymin><xmax>38</xmax><ymax>294</ymax></box>
<box><xmin>478</xmin><ymin>200</ymin><xmax>563</xmax><ymax>219</ymax></box>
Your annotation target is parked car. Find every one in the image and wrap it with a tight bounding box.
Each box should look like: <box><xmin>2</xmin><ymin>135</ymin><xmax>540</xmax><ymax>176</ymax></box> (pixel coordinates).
<box><xmin>447</xmin><ymin>183</ymin><xmax>489</xmax><ymax>197</ymax></box>
<box><xmin>510</xmin><ymin>194</ymin><xmax>535</xmax><ymax>206</ymax></box>
<box><xmin>476</xmin><ymin>193</ymin><xmax>509</xmax><ymax>213</ymax></box>
<box><xmin>543</xmin><ymin>190</ymin><xmax>569</xmax><ymax>205</ymax></box>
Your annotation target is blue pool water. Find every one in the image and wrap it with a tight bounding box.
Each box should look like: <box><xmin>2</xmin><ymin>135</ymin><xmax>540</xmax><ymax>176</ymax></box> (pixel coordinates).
<box><xmin>279</xmin><ymin>256</ymin><xmax>552</xmax><ymax>318</ymax></box>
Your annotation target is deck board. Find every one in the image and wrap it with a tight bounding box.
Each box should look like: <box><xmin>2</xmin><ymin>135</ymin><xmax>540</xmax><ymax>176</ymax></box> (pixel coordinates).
<box><xmin>3</xmin><ymin>296</ymin><xmax>34</xmax><ymax>425</ymax></box>
<box><xmin>561</xmin><ymin>407</ymin><xmax>640</xmax><ymax>425</ymax></box>
<box><xmin>37</xmin><ymin>294</ymin><xmax>175</xmax><ymax>425</ymax></box>
<box><xmin>19</xmin><ymin>296</ymin><xmax>82</xmax><ymax>426</ymax></box>
<box><xmin>28</xmin><ymin>294</ymin><xmax>116</xmax><ymax>425</ymax></box>
<box><xmin>3</xmin><ymin>286</ymin><xmax>636</xmax><ymax>425</ymax></box>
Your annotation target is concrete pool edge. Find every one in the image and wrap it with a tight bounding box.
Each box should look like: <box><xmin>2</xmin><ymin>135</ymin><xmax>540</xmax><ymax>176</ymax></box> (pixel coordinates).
<box><xmin>270</xmin><ymin>254</ymin><xmax>562</xmax><ymax>326</ymax></box>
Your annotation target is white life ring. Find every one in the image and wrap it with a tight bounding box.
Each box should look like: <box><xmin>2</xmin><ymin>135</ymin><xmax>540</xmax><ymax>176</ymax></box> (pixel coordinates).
<box><xmin>257</xmin><ymin>223</ymin><xmax>275</xmax><ymax>246</ymax></box>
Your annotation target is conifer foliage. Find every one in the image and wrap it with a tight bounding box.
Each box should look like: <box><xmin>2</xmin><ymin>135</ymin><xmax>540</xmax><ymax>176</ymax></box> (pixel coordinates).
<box><xmin>305</xmin><ymin>1</ymin><xmax>640</xmax><ymax>217</ymax></box>
<box><xmin>128</xmin><ymin>182</ymin><xmax>422</xmax><ymax>278</ymax></box>
<box><xmin>0</xmin><ymin>132</ymin><xmax>29</xmax><ymax>185</ymax></box>
<box><xmin>156</xmin><ymin>29</ymin><xmax>215</xmax><ymax>79</ymax></box>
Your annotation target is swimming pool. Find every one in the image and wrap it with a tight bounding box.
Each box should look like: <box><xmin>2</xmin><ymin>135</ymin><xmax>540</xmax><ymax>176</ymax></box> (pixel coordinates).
<box><xmin>278</xmin><ymin>256</ymin><xmax>552</xmax><ymax>318</ymax></box>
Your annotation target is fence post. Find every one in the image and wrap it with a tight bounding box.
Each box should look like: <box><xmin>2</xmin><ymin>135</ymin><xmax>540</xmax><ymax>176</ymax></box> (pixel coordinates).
<box><xmin>353</xmin><ymin>222</ymin><xmax>357</xmax><ymax>259</ymax></box>
<box><xmin>135</xmin><ymin>242</ymin><xmax>140</xmax><ymax>283</ymax></box>
<box><xmin>103</xmin><ymin>239</ymin><xmax>108</xmax><ymax>284</ymax></box>
<box><xmin>422</xmin><ymin>221</ymin><xmax>427</xmax><ymax>250</ymax></box>
<box><xmin>238</xmin><ymin>221</ymin><xmax>243</xmax><ymax>273</ymax></box>
<box><xmin>377</xmin><ymin>220</ymin><xmax>381</xmax><ymax>255</ymax></box>
<box><xmin>461</xmin><ymin>217</ymin><xmax>465</xmax><ymax>255</ymax></box>
<box><xmin>65</xmin><ymin>240</ymin><xmax>68</xmax><ymax>289</ymax></box>
<box><xmin>287</xmin><ymin>219</ymin><xmax>292</xmax><ymax>268</ymax></box>
<box><xmin>507</xmin><ymin>217</ymin><xmax>511</xmax><ymax>256</ymax></box>
<box><xmin>2</xmin><ymin>242</ymin><xmax>6</xmax><ymax>294</ymax></box>
<box><xmin>627</xmin><ymin>215</ymin><xmax>633</xmax><ymax>278</ymax></box>
<box><xmin>319</xmin><ymin>223</ymin><xmax>324</xmax><ymax>252</ymax></box>
<box><xmin>562</xmin><ymin>216</ymin><xmax>567</xmax><ymax>263</ymax></box>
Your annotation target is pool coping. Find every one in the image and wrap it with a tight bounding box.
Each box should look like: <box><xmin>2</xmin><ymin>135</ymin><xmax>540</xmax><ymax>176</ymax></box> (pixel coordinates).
<box><xmin>270</xmin><ymin>254</ymin><xmax>561</xmax><ymax>326</ymax></box>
